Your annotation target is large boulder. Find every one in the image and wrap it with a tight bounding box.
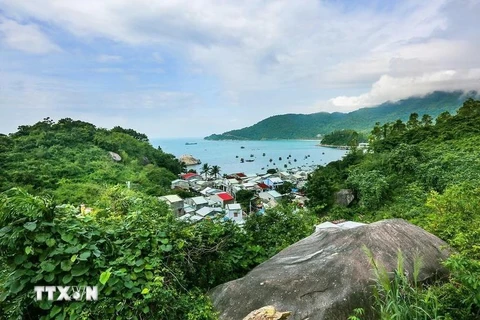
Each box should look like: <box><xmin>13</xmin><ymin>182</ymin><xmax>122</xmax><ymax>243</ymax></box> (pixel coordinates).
<box><xmin>210</xmin><ymin>219</ymin><xmax>450</xmax><ymax>320</ymax></box>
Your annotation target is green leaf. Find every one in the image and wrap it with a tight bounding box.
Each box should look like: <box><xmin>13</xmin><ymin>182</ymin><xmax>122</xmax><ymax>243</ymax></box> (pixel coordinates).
<box><xmin>62</xmin><ymin>274</ymin><xmax>73</xmax><ymax>284</ymax></box>
<box><xmin>35</xmin><ymin>233</ymin><xmax>48</xmax><ymax>242</ymax></box>
<box><xmin>24</xmin><ymin>221</ymin><xmax>37</xmax><ymax>231</ymax></box>
<box><xmin>160</xmin><ymin>244</ymin><xmax>173</xmax><ymax>252</ymax></box>
<box><xmin>24</xmin><ymin>246</ymin><xmax>33</xmax><ymax>255</ymax></box>
<box><xmin>142</xmin><ymin>306</ymin><xmax>150</xmax><ymax>313</ymax></box>
<box><xmin>38</xmin><ymin>300</ymin><xmax>52</xmax><ymax>310</ymax></box>
<box><xmin>14</xmin><ymin>255</ymin><xmax>27</xmax><ymax>265</ymax></box>
<box><xmin>50</xmin><ymin>305</ymin><xmax>62</xmax><ymax>317</ymax></box>
<box><xmin>9</xmin><ymin>280</ymin><xmax>25</xmax><ymax>294</ymax></box>
<box><xmin>61</xmin><ymin>260</ymin><xmax>72</xmax><ymax>271</ymax></box>
<box><xmin>99</xmin><ymin>269</ymin><xmax>112</xmax><ymax>285</ymax></box>
<box><xmin>135</xmin><ymin>259</ymin><xmax>144</xmax><ymax>266</ymax></box>
<box><xmin>43</xmin><ymin>273</ymin><xmax>55</xmax><ymax>282</ymax></box>
<box><xmin>124</xmin><ymin>281</ymin><xmax>134</xmax><ymax>289</ymax></box>
<box><xmin>133</xmin><ymin>266</ymin><xmax>144</xmax><ymax>273</ymax></box>
<box><xmin>78</xmin><ymin>251</ymin><xmax>91</xmax><ymax>261</ymax></box>
<box><xmin>71</xmin><ymin>265</ymin><xmax>89</xmax><ymax>277</ymax></box>
<box><xmin>70</xmin><ymin>255</ymin><xmax>77</xmax><ymax>262</ymax></box>
<box><xmin>61</xmin><ymin>233</ymin><xmax>74</xmax><ymax>243</ymax></box>
<box><xmin>145</xmin><ymin>271</ymin><xmax>153</xmax><ymax>280</ymax></box>
<box><xmin>46</xmin><ymin>238</ymin><xmax>56</xmax><ymax>247</ymax></box>
<box><xmin>160</xmin><ymin>238</ymin><xmax>169</xmax><ymax>244</ymax></box>
<box><xmin>144</xmin><ymin>264</ymin><xmax>153</xmax><ymax>270</ymax></box>
<box><xmin>41</xmin><ymin>261</ymin><xmax>56</xmax><ymax>272</ymax></box>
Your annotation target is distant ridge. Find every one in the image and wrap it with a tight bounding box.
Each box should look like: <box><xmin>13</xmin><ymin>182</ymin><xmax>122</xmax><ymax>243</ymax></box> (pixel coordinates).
<box><xmin>205</xmin><ymin>91</ymin><xmax>478</xmax><ymax>140</ymax></box>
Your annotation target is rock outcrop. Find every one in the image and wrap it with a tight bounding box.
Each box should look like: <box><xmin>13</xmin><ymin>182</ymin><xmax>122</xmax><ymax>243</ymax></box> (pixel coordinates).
<box><xmin>243</xmin><ymin>306</ymin><xmax>291</xmax><ymax>320</ymax></box>
<box><xmin>179</xmin><ymin>154</ymin><xmax>201</xmax><ymax>166</ymax></box>
<box><xmin>335</xmin><ymin>189</ymin><xmax>355</xmax><ymax>206</ymax></box>
<box><xmin>210</xmin><ymin>219</ymin><xmax>450</xmax><ymax>320</ymax></box>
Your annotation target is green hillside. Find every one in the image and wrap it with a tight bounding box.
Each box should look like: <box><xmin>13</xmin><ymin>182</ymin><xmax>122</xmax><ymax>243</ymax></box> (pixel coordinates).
<box><xmin>205</xmin><ymin>91</ymin><xmax>478</xmax><ymax>140</ymax></box>
<box><xmin>305</xmin><ymin>97</ymin><xmax>480</xmax><ymax>319</ymax></box>
<box><xmin>0</xmin><ymin>118</ymin><xmax>183</xmax><ymax>203</ymax></box>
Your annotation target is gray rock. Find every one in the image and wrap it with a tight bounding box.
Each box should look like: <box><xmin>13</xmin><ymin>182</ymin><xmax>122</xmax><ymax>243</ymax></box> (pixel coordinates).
<box><xmin>335</xmin><ymin>189</ymin><xmax>355</xmax><ymax>206</ymax></box>
<box><xmin>108</xmin><ymin>151</ymin><xmax>122</xmax><ymax>162</ymax></box>
<box><xmin>210</xmin><ymin>219</ymin><xmax>450</xmax><ymax>320</ymax></box>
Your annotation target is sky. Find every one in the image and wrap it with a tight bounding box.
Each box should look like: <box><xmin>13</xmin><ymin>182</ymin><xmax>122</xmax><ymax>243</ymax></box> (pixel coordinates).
<box><xmin>1</xmin><ymin>0</ymin><xmax>479</xmax><ymax>138</ymax></box>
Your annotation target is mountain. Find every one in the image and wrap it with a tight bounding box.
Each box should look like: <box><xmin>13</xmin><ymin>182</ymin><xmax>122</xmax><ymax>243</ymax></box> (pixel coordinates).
<box><xmin>205</xmin><ymin>91</ymin><xmax>478</xmax><ymax>140</ymax></box>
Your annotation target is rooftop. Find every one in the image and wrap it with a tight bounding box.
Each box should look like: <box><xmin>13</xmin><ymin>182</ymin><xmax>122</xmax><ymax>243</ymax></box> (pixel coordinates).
<box><xmin>159</xmin><ymin>195</ymin><xmax>183</xmax><ymax>203</ymax></box>
<box><xmin>216</xmin><ymin>192</ymin><xmax>234</xmax><ymax>201</ymax></box>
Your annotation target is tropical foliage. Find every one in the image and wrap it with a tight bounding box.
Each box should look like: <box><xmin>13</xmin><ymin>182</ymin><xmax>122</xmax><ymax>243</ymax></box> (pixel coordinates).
<box><xmin>0</xmin><ymin>118</ymin><xmax>318</xmax><ymax>319</ymax></box>
<box><xmin>305</xmin><ymin>98</ymin><xmax>480</xmax><ymax>319</ymax></box>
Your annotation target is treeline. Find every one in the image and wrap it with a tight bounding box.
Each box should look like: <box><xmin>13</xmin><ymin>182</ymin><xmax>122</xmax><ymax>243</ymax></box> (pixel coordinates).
<box><xmin>305</xmin><ymin>98</ymin><xmax>480</xmax><ymax>319</ymax></box>
<box><xmin>0</xmin><ymin>118</ymin><xmax>183</xmax><ymax>203</ymax></box>
<box><xmin>320</xmin><ymin>129</ymin><xmax>367</xmax><ymax>146</ymax></box>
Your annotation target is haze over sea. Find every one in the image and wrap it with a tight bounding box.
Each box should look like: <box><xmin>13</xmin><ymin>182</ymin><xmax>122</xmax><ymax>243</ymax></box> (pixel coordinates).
<box><xmin>152</xmin><ymin>138</ymin><xmax>347</xmax><ymax>175</ymax></box>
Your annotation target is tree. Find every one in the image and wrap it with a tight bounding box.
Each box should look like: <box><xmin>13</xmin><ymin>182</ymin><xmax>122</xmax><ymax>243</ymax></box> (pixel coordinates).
<box><xmin>200</xmin><ymin>163</ymin><xmax>211</xmax><ymax>180</ymax></box>
<box><xmin>235</xmin><ymin>189</ymin><xmax>256</xmax><ymax>212</ymax></box>
<box><xmin>210</xmin><ymin>165</ymin><xmax>221</xmax><ymax>179</ymax></box>
<box><xmin>407</xmin><ymin>113</ymin><xmax>420</xmax><ymax>130</ymax></box>
<box><xmin>421</xmin><ymin>114</ymin><xmax>433</xmax><ymax>127</ymax></box>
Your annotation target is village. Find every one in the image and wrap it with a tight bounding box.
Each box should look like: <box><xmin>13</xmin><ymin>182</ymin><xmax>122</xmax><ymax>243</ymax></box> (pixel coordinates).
<box><xmin>159</xmin><ymin>166</ymin><xmax>314</xmax><ymax>225</ymax></box>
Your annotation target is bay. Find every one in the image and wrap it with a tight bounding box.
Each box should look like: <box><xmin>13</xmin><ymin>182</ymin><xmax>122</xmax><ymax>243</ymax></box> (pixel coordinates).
<box><xmin>152</xmin><ymin>138</ymin><xmax>347</xmax><ymax>175</ymax></box>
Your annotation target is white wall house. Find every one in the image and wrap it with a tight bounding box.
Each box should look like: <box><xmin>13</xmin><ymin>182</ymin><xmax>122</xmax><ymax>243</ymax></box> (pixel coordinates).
<box><xmin>159</xmin><ymin>195</ymin><xmax>184</xmax><ymax>216</ymax></box>
<box><xmin>171</xmin><ymin>179</ymin><xmax>190</xmax><ymax>190</ymax></box>
<box><xmin>259</xmin><ymin>190</ymin><xmax>282</xmax><ymax>203</ymax></box>
<box><xmin>226</xmin><ymin>203</ymin><xmax>244</xmax><ymax>224</ymax></box>
<box><xmin>185</xmin><ymin>196</ymin><xmax>209</xmax><ymax>211</ymax></box>
<box><xmin>264</xmin><ymin>177</ymin><xmax>284</xmax><ymax>189</ymax></box>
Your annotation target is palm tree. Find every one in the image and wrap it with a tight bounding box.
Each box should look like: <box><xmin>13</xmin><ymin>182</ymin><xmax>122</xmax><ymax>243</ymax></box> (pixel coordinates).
<box><xmin>200</xmin><ymin>163</ymin><xmax>211</xmax><ymax>180</ymax></box>
<box><xmin>210</xmin><ymin>165</ymin><xmax>221</xmax><ymax>179</ymax></box>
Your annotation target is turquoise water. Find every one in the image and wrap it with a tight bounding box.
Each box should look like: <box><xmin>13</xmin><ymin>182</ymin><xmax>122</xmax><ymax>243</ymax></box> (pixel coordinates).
<box><xmin>152</xmin><ymin>138</ymin><xmax>347</xmax><ymax>175</ymax></box>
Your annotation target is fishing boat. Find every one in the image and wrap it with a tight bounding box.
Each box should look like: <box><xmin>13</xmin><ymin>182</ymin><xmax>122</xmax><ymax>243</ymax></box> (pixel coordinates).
<box><xmin>185</xmin><ymin>142</ymin><xmax>197</xmax><ymax>145</ymax></box>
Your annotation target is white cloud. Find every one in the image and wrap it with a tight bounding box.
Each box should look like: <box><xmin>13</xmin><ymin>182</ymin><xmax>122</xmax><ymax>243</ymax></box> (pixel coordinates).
<box><xmin>97</xmin><ymin>54</ymin><xmax>123</xmax><ymax>63</ymax></box>
<box><xmin>0</xmin><ymin>0</ymin><xmax>480</xmax><ymax>136</ymax></box>
<box><xmin>330</xmin><ymin>69</ymin><xmax>480</xmax><ymax>111</ymax></box>
<box><xmin>0</xmin><ymin>18</ymin><xmax>60</xmax><ymax>54</ymax></box>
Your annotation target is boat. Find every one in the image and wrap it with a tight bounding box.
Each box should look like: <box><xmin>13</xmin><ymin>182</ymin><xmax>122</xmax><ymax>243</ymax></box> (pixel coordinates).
<box><xmin>185</xmin><ymin>142</ymin><xmax>197</xmax><ymax>145</ymax></box>
<box><xmin>241</xmin><ymin>146</ymin><xmax>245</xmax><ymax>149</ymax></box>
<box><xmin>246</xmin><ymin>159</ymin><xmax>254</xmax><ymax>162</ymax></box>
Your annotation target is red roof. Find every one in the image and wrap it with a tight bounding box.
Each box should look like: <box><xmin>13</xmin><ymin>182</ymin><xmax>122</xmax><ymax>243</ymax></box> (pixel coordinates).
<box><xmin>235</xmin><ymin>173</ymin><xmax>247</xmax><ymax>178</ymax></box>
<box><xmin>217</xmin><ymin>192</ymin><xmax>234</xmax><ymax>201</ymax></box>
<box><xmin>257</xmin><ymin>183</ymin><xmax>269</xmax><ymax>189</ymax></box>
<box><xmin>181</xmin><ymin>172</ymin><xmax>199</xmax><ymax>180</ymax></box>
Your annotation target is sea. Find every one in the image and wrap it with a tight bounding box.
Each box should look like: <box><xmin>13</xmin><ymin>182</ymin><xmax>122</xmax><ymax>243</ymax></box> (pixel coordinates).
<box><xmin>151</xmin><ymin>138</ymin><xmax>347</xmax><ymax>175</ymax></box>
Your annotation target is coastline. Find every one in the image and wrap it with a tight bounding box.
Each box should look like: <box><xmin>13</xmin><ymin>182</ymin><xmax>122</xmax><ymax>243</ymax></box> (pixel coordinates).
<box><xmin>317</xmin><ymin>144</ymin><xmax>351</xmax><ymax>150</ymax></box>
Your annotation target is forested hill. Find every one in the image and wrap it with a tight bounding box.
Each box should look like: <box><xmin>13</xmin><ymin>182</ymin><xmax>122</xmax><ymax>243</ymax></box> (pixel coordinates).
<box><xmin>205</xmin><ymin>91</ymin><xmax>477</xmax><ymax>140</ymax></box>
<box><xmin>0</xmin><ymin>118</ymin><xmax>183</xmax><ymax>203</ymax></box>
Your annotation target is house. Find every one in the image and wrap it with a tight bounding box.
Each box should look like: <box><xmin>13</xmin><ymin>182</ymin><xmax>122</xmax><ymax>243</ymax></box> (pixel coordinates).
<box><xmin>258</xmin><ymin>190</ymin><xmax>282</xmax><ymax>203</ymax></box>
<box><xmin>185</xmin><ymin>196</ymin><xmax>209</xmax><ymax>211</ymax></box>
<box><xmin>200</xmin><ymin>187</ymin><xmax>223</xmax><ymax>196</ymax></box>
<box><xmin>171</xmin><ymin>179</ymin><xmax>190</xmax><ymax>190</ymax></box>
<box><xmin>210</xmin><ymin>192</ymin><xmax>235</xmax><ymax>208</ymax></box>
<box><xmin>255</xmin><ymin>182</ymin><xmax>270</xmax><ymax>193</ymax></box>
<box><xmin>222</xmin><ymin>178</ymin><xmax>240</xmax><ymax>194</ymax></box>
<box><xmin>264</xmin><ymin>177</ymin><xmax>284</xmax><ymax>189</ymax></box>
<box><xmin>225</xmin><ymin>203</ymin><xmax>244</xmax><ymax>224</ymax></box>
<box><xmin>181</xmin><ymin>172</ymin><xmax>202</xmax><ymax>181</ymax></box>
<box><xmin>196</xmin><ymin>207</ymin><xmax>224</xmax><ymax>218</ymax></box>
<box><xmin>159</xmin><ymin>195</ymin><xmax>184</xmax><ymax>216</ymax></box>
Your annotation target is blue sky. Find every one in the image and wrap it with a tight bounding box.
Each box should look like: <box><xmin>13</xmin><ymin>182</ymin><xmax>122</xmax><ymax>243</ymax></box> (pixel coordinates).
<box><xmin>1</xmin><ymin>0</ymin><xmax>479</xmax><ymax>138</ymax></box>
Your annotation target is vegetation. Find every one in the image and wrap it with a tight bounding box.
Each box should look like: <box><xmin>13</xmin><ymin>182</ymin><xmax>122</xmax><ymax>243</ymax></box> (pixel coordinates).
<box><xmin>320</xmin><ymin>129</ymin><xmax>367</xmax><ymax>146</ymax></box>
<box><xmin>305</xmin><ymin>98</ymin><xmax>480</xmax><ymax>319</ymax></box>
<box><xmin>0</xmin><ymin>118</ymin><xmax>183</xmax><ymax>202</ymax></box>
<box><xmin>0</xmin><ymin>118</ymin><xmax>318</xmax><ymax>319</ymax></box>
<box><xmin>205</xmin><ymin>91</ymin><xmax>475</xmax><ymax>140</ymax></box>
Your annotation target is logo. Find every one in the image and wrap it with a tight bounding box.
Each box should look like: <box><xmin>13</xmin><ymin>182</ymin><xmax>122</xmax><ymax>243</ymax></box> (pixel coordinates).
<box><xmin>34</xmin><ymin>286</ymin><xmax>98</xmax><ymax>301</ymax></box>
